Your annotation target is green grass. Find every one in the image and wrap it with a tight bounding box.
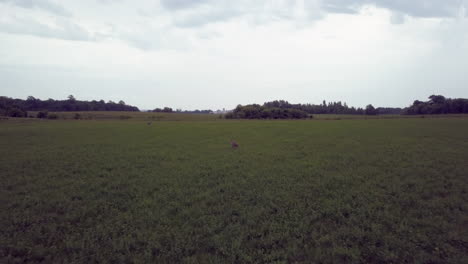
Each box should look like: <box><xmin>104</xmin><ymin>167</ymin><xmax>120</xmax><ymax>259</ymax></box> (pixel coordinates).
<box><xmin>1</xmin><ymin>118</ymin><xmax>467</xmax><ymax>263</ymax></box>
<box><xmin>27</xmin><ymin>111</ymin><xmax>222</xmax><ymax>121</ymax></box>
<box><xmin>24</xmin><ymin>110</ymin><xmax>468</xmax><ymax>121</ymax></box>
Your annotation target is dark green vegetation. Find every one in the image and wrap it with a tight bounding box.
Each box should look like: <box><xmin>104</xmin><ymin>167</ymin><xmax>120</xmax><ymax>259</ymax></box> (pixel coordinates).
<box><xmin>226</xmin><ymin>100</ymin><xmax>396</xmax><ymax>119</ymax></box>
<box><xmin>0</xmin><ymin>95</ymin><xmax>139</xmax><ymax>116</ymax></box>
<box><xmin>26</xmin><ymin>111</ymin><xmax>221</xmax><ymax>122</ymax></box>
<box><xmin>228</xmin><ymin>95</ymin><xmax>468</xmax><ymax>120</ymax></box>
<box><xmin>225</xmin><ymin>104</ymin><xmax>310</xmax><ymax>119</ymax></box>
<box><xmin>151</xmin><ymin>107</ymin><xmax>213</xmax><ymax>114</ymax></box>
<box><xmin>404</xmin><ymin>95</ymin><xmax>468</xmax><ymax>115</ymax></box>
<box><xmin>2</xmin><ymin>110</ymin><xmax>437</xmax><ymax>122</ymax></box>
<box><xmin>1</xmin><ymin>117</ymin><xmax>468</xmax><ymax>263</ymax></box>
<box><xmin>3</xmin><ymin>94</ymin><xmax>468</xmax><ymax>120</ymax></box>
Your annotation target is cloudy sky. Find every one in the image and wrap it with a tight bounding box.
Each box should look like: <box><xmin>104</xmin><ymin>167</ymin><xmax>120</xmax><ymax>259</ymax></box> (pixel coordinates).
<box><xmin>0</xmin><ymin>0</ymin><xmax>467</xmax><ymax>110</ymax></box>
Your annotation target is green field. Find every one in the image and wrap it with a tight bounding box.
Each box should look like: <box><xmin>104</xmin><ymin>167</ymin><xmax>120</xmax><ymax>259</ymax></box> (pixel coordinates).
<box><xmin>24</xmin><ymin>111</ymin><xmax>468</xmax><ymax>121</ymax></box>
<box><xmin>1</xmin><ymin>116</ymin><xmax>468</xmax><ymax>263</ymax></box>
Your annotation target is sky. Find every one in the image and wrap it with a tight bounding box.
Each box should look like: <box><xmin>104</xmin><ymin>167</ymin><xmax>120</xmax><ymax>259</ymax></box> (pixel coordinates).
<box><xmin>0</xmin><ymin>0</ymin><xmax>467</xmax><ymax>110</ymax></box>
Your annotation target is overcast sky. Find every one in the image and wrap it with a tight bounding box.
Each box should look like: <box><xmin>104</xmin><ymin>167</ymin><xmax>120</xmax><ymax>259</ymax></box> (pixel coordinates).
<box><xmin>1</xmin><ymin>0</ymin><xmax>467</xmax><ymax>110</ymax></box>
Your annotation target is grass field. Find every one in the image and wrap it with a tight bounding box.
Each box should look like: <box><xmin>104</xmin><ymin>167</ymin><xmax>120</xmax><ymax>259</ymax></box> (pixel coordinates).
<box><xmin>24</xmin><ymin>110</ymin><xmax>468</xmax><ymax>121</ymax></box>
<box><xmin>27</xmin><ymin>111</ymin><xmax>222</xmax><ymax>121</ymax></box>
<box><xmin>1</xmin><ymin>116</ymin><xmax>468</xmax><ymax>263</ymax></box>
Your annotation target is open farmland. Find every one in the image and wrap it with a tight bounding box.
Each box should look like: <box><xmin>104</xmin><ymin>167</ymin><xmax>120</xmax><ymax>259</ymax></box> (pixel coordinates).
<box><xmin>23</xmin><ymin>111</ymin><xmax>468</xmax><ymax>121</ymax></box>
<box><xmin>26</xmin><ymin>111</ymin><xmax>222</xmax><ymax>122</ymax></box>
<box><xmin>1</xmin><ymin>117</ymin><xmax>468</xmax><ymax>263</ymax></box>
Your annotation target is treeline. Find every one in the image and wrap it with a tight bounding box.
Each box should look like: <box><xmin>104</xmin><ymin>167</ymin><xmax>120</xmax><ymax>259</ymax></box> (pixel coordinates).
<box><xmin>264</xmin><ymin>100</ymin><xmax>363</xmax><ymax>115</ymax></box>
<box><xmin>225</xmin><ymin>100</ymin><xmax>399</xmax><ymax>119</ymax></box>
<box><xmin>403</xmin><ymin>95</ymin><xmax>468</xmax><ymax>115</ymax></box>
<box><xmin>263</xmin><ymin>100</ymin><xmax>403</xmax><ymax>115</ymax></box>
<box><xmin>3</xmin><ymin>94</ymin><xmax>467</xmax><ymax>119</ymax></box>
<box><xmin>151</xmin><ymin>107</ymin><xmax>174</xmax><ymax>113</ymax></box>
<box><xmin>225</xmin><ymin>104</ymin><xmax>310</xmax><ymax>119</ymax></box>
<box><xmin>151</xmin><ymin>107</ymin><xmax>212</xmax><ymax>114</ymax></box>
<box><xmin>0</xmin><ymin>95</ymin><xmax>139</xmax><ymax>117</ymax></box>
<box><xmin>182</xmin><ymin>109</ymin><xmax>212</xmax><ymax>114</ymax></box>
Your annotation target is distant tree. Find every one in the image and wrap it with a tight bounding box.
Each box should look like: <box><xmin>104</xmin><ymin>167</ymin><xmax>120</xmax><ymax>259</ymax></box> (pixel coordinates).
<box><xmin>429</xmin><ymin>95</ymin><xmax>446</xmax><ymax>105</ymax></box>
<box><xmin>183</xmin><ymin>109</ymin><xmax>212</xmax><ymax>114</ymax></box>
<box><xmin>37</xmin><ymin>111</ymin><xmax>48</xmax><ymax>119</ymax></box>
<box><xmin>377</xmin><ymin>107</ymin><xmax>402</xmax><ymax>115</ymax></box>
<box><xmin>152</xmin><ymin>107</ymin><xmax>174</xmax><ymax>113</ymax></box>
<box><xmin>226</xmin><ymin>104</ymin><xmax>308</xmax><ymax>119</ymax></box>
<box><xmin>7</xmin><ymin>107</ymin><xmax>27</xmax><ymax>117</ymax></box>
<box><xmin>260</xmin><ymin>100</ymin><xmax>371</xmax><ymax>115</ymax></box>
<box><xmin>365</xmin><ymin>104</ymin><xmax>377</xmax><ymax>115</ymax></box>
<box><xmin>47</xmin><ymin>113</ymin><xmax>58</xmax><ymax>119</ymax></box>
<box><xmin>25</xmin><ymin>96</ymin><xmax>40</xmax><ymax>110</ymax></box>
<box><xmin>0</xmin><ymin>96</ymin><xmax>139</xmax><ymax>114</ymax></box>
<box><xmin>403</xmin><ymin>95</ymin><xmax>468</xmax><ymax>115</ymax></box>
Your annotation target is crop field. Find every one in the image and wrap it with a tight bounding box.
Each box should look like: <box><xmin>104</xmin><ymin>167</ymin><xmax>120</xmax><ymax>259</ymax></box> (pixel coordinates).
<box><xmin>1</xmin><ymin>117</ymin><xmax>468</xmax><ymax>263</ymax></box>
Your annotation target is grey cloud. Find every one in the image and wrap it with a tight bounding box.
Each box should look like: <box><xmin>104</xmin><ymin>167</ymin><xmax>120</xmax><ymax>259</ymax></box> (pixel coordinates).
<box><xmin>0</xmin><ymin>16</ymin><xmax>94</xmax><ymax>41</ymax></box>
<box><xmin>97</xmin><ymin>0</ymin><xmax>124</xmax><ymax>3</ymax></box>
<box><xmin>324</xmin><ymin>0</ymin><xmax>466</xmax><ymax>18</ymax></box>
<box><xmin>374</xmin><ymin>0</ymin><xmax>464</xmax><ymax>18</ymax></box>
<box><xmin>159</xmin><ymin>0</ymin><xmax>466</xmax><ymax>29</ymax></box>
<box><xmin>172</xmin><ymin>8</ymin><xmax>242</xmax><ymax>28</ymax></box>
<box><xmin>322</xmin><ymin>3</ymin><xmax>360</xmax><ymax>14</ymax></box>
<box><xmin>0</xmin><ymin>0</ymin><xmax>71</xmax><ymax>16</ymax></box>
<box><xmin>162</xmin><ymin>1</ymin><xmax>320</xmax><ymax>28</ymax></box>
<box><xmin>390</xmin><ymin>12</ymin><xmax>406</xmax><ymax>25</ymax></box>
<box><xmin>160</xmin><ymin>0</ymin><xmax>208</xmax><ymax>10</ymax></box>
<box><xmin>115</xmin><ymin>24</ymin><xmax>191</xmax><ymax>51</ymax></box>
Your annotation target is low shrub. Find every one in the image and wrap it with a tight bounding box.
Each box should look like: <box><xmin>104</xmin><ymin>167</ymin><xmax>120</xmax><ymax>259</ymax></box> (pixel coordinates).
<box><xmin>37</xmin><ymin>111</ymin><xmax>48</xmax><ymax>119</ymax></box>
<box><xmin>47</xmin><ymin>114</ymin><xmax>58</xmax><ymax>119</ymax></box>
<box><xmin>7</xmin><ymin>107</ymin><xmax>27</xmax><ymax>118</ymax></box>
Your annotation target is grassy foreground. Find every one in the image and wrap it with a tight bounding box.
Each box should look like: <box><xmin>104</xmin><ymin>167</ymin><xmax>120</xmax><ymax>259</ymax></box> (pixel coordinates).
<box><xmin>1</xmin><ymin>117</ymin><xmax>467</xmax><ymax>263</ymax></box>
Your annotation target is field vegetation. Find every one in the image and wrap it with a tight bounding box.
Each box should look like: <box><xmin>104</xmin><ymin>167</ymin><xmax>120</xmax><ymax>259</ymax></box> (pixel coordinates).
<box><xmin>5</xmin><ymin>111</ymin><xmax>468</xmax><ymax>122</ymax></box>
<box><xmin>28</xmin><ymin>111</ymin><xmax>222</xmax><ymax>121</ymax></box>
<box><xmin>1</xmin><ymin>116</ymin><xmax>468</xmax><ymax>263</ymax></box>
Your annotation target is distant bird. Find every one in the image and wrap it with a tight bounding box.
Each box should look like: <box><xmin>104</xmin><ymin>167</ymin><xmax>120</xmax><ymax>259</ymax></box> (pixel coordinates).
<box><xmin>147</xmin><ymin>122</ymin><xmax>152</xmax><ymax>126</ymax></box>
<box><xmin>231</xmin><ymin>140</ymin><xmax>239</xmax><ymax>149</ymax></box>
